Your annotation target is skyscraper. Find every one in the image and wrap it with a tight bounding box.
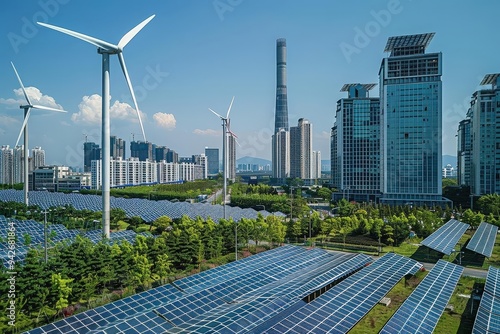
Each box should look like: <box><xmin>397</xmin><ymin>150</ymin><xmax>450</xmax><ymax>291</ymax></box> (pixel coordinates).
<box><xmin>312</xmin><ymin>151</ymin><xmax>321</xmax><ymax>180</ymax></box>
<box><xmin>457</xmin><ymin>118</ymin><xmax>471</xmax><ymax>187</ymax></box>
<box><xmin>290</xmin><ymin>118</ymin><xmax>313</xmax><ymax>181</ymax></box>
<box><xmin>331</xmin><ymin>84</ymin><xmax>380</xmax><ymax>202</ymax></box>
<box><xmin>272</xmin><ymin>129</ymin><xmax>290</xmax><ymax>179</ymax></box>
<box><xmin>205</xmin><ymin>147</ymin><xmax>219</xmax><ymax>176</ymax></box>
<box><xmin>459</xmin><ymin>73</ymin><xmax>500</xmax><ymax>195</ymax></box>
<box><xmin>379</xmin><ymin>33</ymin><xmax>449</xmax><ymax>206</ymax></box>
<box><xmin>0</xmin><ymin>145</ymin><xmax>13</xmax><ymax>185</ymax></box>
<box><xmin>272</xmin><ymin>38</ymin><xmax>290</xmax><ymax>181</ymax></box>
<box><xmin>130</xmin><ymin>141</ymin><xmax>154</xmax><ymax>161</ymax></box>
<box><xmin>228</xmin><ymin>135</ymin><xmax>236</xmax><ymax>182</ymax></box>
<box><xmin>83</xmin><ymin>142</ymin><xmax>101</xmax><ymax>172</ymax></box>
<box><xmin>274</xmin><ymin>38</ymin><xmax>288</xmax><ymax>133</ymax></box>
<box><xmin>110</xmin><ymin>136</ymin><xmax>126</xmax><ymax>159</ymax></box>
<box><xmin>31</xmin><ymin>146</ymin><xmax>45</xmax><ymax>171</ymax></box>
<box><xmin>13</xmin><ymin>145</ymin><xmax>25</xmax><ymax>184</ymax></box>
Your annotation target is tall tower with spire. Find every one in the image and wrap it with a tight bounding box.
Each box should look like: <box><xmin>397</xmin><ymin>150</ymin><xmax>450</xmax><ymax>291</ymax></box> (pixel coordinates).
<box><xmin>272</xmin><ymin>38</ymin><xmax>290</xmax><ymax>180</ymax></box>
<box><xmin>274</xmin><ymin>38</ymin><xmax>289</xmax><ymax>133</ymax></box>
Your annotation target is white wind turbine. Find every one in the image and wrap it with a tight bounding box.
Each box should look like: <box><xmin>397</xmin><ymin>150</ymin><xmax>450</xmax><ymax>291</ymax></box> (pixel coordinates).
<box><xmin>10</xmin><ymin>62</ymin><xmax>67</xmax><ymax>206</ymax></box>
<box><xmin>38</xmin><ymin>15</ymin><xmax>155</xmax><ymax>238</ymax></box>
<box><xmin>209</xmin><ymin>96</ymin><xmax>235</xmax><ymax>220</ymax></box>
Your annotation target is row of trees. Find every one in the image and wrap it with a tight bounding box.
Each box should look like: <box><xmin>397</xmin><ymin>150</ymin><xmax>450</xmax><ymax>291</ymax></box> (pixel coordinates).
<box><xmin>0</xmin><ymin>213</ymin><xmax>286</xmax><ymax>332</ymax></box>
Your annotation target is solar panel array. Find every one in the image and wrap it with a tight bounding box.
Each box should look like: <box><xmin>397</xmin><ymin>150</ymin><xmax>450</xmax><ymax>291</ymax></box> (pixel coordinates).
<box><xmin>421</xmin><ymin>219</ymin><xmax>470</xmax><ymax>255</ymax></box>
<box><xmin>466</xmin><ymin>222</ymin><xmax>498</xmax><ymax>258</ymax></box>
<box><xmin>380</xmin><ymin>260</ymin><xmax>464</xmax><ymax>334</ymax></box>
<box><xmin>25</xmin><ymin>245</ymin><xmax>372</xmax><ymax>334</ymax></box>
<box><xmin>263</xmin><ymin>253</ymin><xmax>422</xmax><ymax>334</ymax></box>
<box><xmin>0</xmin><ymin>216</ymin><xmax>152</xmax><ymax>266</ymax></box>
<box><xmin>473</xmin><ymin>266</ymin><xmax>500</xmax><ymax>334</ymax></box>
<box><xmin>0</xmin><ymin>189</ymin><xmax>277</xmax><ymax>223</ymax></box>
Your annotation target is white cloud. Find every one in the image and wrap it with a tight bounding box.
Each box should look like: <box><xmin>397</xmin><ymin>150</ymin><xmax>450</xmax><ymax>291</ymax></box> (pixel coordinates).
<box><xmin>0</xmin><ymin>86</ymin><xmax>64</xmax><ymax>110</ymax></box>
<box><xmin>193</xmin><ymin>128</ymin><xmax>220</xmax><ymax>136</ymax></box>
<box><xmin>0</xmin><ymin>115</ymin><xmax>19</xmax><ymax>125</ymax></box>
<box><xmin>153</xmin><ymin>112</ymin><xmax>176</xmax><ymax>130</ymax></box>
<box><xmin>72</xmin><ymin>94</ymin><xmax>147</xmax><ymax>124</ymax></box>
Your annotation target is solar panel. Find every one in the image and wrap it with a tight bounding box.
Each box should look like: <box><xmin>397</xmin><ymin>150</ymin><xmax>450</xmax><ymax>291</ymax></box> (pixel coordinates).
<box><xmin>384</xmin><ymin>33</ymin><xmax>435</xmax><ymax>52</ymax></box>
<box><xmin>480</xmin><ymin>73</ymin><xmax>500</xmax><ymax>86</ymax></box>
<box><xmin>263</xmin><ymin>253</ymin><xmax>422</xmax><ymax>334</ymax></box>
<box><xmin>473</xmin><ymin>266</ymin><xmax>500</xmax><ymax>334</ymax></box>
<box><xmin>466</xmin><ymin>222</ymin><xmax>498</xmax><ymax>258</ymax></box>
<box><xmin>421</xmin><ymin>219</ymin><xmax>470</xmax><ymax>255</ymax></box>
<box><xmin>380</xmin><ymin>260</ymin><xmax>463</xmax><ymax>334</ymax></box>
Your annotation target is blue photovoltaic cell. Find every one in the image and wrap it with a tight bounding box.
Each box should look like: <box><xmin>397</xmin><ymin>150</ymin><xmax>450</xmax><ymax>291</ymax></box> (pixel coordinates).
<box><xmin>485</xmin><ymin>266</ymin><xmax>500</xmax><ymax>297</ymax></box>
<box><xmin>421</xmin><ymin>219</ymin><xmax>470</xmax><ymax>255</ymax></box>
<box><xmin>473</xmin><ymin>266</ymin><xmax>500</xmax><ymax>334</ymax></box>
<box><xmin>380</xmin><ymin>260</ymin><xmax>463</xmax><ymax>334</ymax></box>
<box><xmin>466</xmin><ymin>222</ymin><xmax>498</xmax><ymax>258</ymax></box>
<box><xmin>263</xmin><ymin>253</ymin><xmax>422</xmax><ymax>334</ymax></box>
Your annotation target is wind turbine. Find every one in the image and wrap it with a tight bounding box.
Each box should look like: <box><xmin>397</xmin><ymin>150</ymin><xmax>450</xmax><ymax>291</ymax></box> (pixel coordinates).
<box><xmin>38</xmin><ymin>15</ymin><xmax>155</xmax><ymax>238</ymax></box>
<box><xmin>10</xmin><ymin>62</ymin><xmax>67</xmax><ymax>206</ymax></box>
<box><xmin>208</xmin><ymin>96</ymin><xmax>235</xmax><ymax>220</ymax></box>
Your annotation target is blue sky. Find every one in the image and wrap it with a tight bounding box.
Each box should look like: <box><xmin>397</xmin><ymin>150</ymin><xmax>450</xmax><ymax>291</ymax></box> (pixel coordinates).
<box><xmin>1</xmin><ymin>0</ymin><xmax>499</xmax><ymax>167</ymax></box>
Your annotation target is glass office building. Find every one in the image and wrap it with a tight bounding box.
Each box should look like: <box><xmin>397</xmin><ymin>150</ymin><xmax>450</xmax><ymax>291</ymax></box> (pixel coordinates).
<box><xmin>379</xmin><ymin>33</ymin><xmax>450</xmax><ymax>206</ymax></box>
<box><xmin>331</xmin><ymin>84</ymin><xmax>380</xmax><ymax>202</ymax></box>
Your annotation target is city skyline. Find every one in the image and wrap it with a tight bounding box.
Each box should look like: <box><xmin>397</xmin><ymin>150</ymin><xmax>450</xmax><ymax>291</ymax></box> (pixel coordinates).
<box><xmin>1</xmin><ymin>1</ymin><xmax>499</xmax><ymax>166</ymax></box>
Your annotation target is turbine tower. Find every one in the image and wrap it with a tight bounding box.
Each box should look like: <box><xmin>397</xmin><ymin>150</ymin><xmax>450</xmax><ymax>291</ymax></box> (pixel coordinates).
<box><xmin>38</xmin><ymin>15</ymin><xmax>155</xmax><ymax>238</ymax></box>
<box><xmin>209</xmin><ymin>96</ymin><xmax>235</xmax><ymax>220</ymax></box>
<box><xmin>10</xmin><ymin>62</ymin><xmax>67</xmax><ymax>206</ymax></box>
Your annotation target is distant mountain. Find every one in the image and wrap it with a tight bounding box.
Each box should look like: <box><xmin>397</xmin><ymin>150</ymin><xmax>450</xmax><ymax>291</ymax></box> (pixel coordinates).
<box><xmin>237</xmin><ymin>156</ymin><xmax>271</xmax><ymax>166</ymax></box>
<box><xmin>443</xmin><ymin>155</ymin><xmax>457</xmax><ymax>167</ymax></box>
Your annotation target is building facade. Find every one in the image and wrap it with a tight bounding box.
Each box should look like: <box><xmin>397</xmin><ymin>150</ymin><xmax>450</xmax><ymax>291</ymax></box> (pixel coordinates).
<box><xmin>13</xmin><ymin>145</ymin><xmax>25</xmax><ymax>184</ymax></box>
<box><xmin>459</xmin><ymin>73</ymin><xmax>500</xmax><ymax>195</ymax></box>
<box><xmin>290</xmin><ymin>118</ymin><xmax>313</xmax><ymax>181</ymax></box>
<box><xmin>110</xmin><ymin>136</ymin><xmax>126</xmax><ymax>159</ymax></box>
<box><xmin>272</xmin><ymin>38</ymin><xmax>290</xmax><ymax>181</ymax></box>
<box><xmin>379</xmin><ymin>33</ymin><xmax>448</xmax><ymax>206</ymax></box>
<box><xmin>130</xmin><ymin>141</ymin><xmax>154</xmax><ymax>161</ymax></box>
<box><xmin>205</xmin><ymin>147</ymin><xmax>219</xmax><ymax>176</ymax></box>
<box><xmin>30</xmin><ymin>146</ymin><xmax>45</xmax><ymax>172</ymax></box>
<box><xmin>83</xmin><ymin>142</ymin><xmax>100</xmax><ymax>172</ymax></box>
<box><xmin>331</xmin><ymin>84</ymin><xmax>380</xmax><ymax>202</ymax></box>
<box><xmin>0</xmin><ymin>146</ymin><xmax>13</xmax><ymax>185</ymax></box>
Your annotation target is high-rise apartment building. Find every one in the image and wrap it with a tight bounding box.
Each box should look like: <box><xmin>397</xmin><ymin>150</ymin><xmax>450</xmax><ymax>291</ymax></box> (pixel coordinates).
<box><xmin>110</xmin><ymin>136</ymin><xmax>126</xmax><ymax>159</ymax></box>
<box><xmin>0</xmin><ymin>146</ymin><xmax>13</xmax><ymax>185</ymax></box>
<box><xmin>272</xmin><ymin>38</ymin><xmax>290</xmax><ymax>181</ymax></box>
<box><xmin>130</xmin><ymin>141</ymin><xmax>155</xmax><ymax>161</ymax></box>
<box><xmin>31</xmin><ymin>146</ymin><xmax>45</xmax><ymax>171</ymax></box>
<box><xmin>155</xmin><ymin>146</ymin><xmax>171</xmax><ymax>162</ymax></box>
<box><xmin>205</xmin><ymin>147</ymin><xmax>219</xmax><ymax>176</ymax></box>
<box><xmin>312</xmin><ymin>151</ymin><xmax>321</xmax><ymax>180</ymax></box>
<box><xmin>83</xmin><ymin>142</ymin><xmax>101</xmax><ymax>172</ymax></box>
<box><xmin>459</xmin><ymin>73</ymin><xmax>500</xmax><ymax>195</ymax></box>
<box><xmin>228</xmin><ymin>135</ymin><xmax>236</xmax><ymax>182</ymax></box>
<box><xmin>13</xmin><ymin>145</ymin><xmax>25</xmax><ymax>184</ymax></box>
<box><xmin>332</xmin><ymin>84</ymin><xmax>380</xmax><ymax>202</ymax></box>
<box><xmin>272</xmin><ymin>129</ymin><xmax>290</xmax><ymax>179</ymax></box>
<box><xmin>379</xmin><ymin>33</ymin><xmax>449</xmax><ymax>206</ymax></box>
<box><xmin>457</xmin><ymin>118</ymin><xmax>471</xmax><ymax>186</ymax></box>
<box><xmin>290</xmin><ymin>118</ymin><xmax>313</xmax><ymax>181</ymax></box>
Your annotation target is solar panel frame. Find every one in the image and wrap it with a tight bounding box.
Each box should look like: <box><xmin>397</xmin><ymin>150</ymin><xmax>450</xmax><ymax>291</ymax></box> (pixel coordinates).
<box><xmin>421</xmin><ymin>219</ymin><xmax>470</xmax><ymax>255</ymax></box>
<box><xmin>466</xmin><ymin>222</ymin><xmax>498</xmax><ymax>258</ymax></box>
<box><xmin>380</xmin><ymin>260</ymin><xmax>464</xmax><ymax>334</ymax></box>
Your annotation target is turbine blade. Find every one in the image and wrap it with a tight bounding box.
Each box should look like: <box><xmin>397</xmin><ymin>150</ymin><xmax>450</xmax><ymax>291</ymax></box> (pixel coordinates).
<box><xmin>227</xmin><ymin>129</ymin><xmax>238</xmax><ymax>139</ymax></box>
<box><xmin>32</xmin><ymin>104</ymin><xmax>68</xmax><ymax>113</ymax></box>
<box><xmin>37</xmin><ymin>21</ymin><xmax>117</xmax><ymax>51</ymax></box>
<box><xmin>16</xmin><ymin>108</ymin><xmax>32</xmax><ymax>147</ymax></box>
<box><xmin>10</xmin><ymin>62</ymin><xmax>31</xmax><ymax>105</ymax></box>
<box><xmin>208</xmin><ymin>108</ymin><xmax>224</xmax><ymax>120</ymax></box>
<box><xmin>118</xmin><ymin>15</ymin><xmax>155</xmax><ymax>50</ymax></box>
<box><xmin>226</xmin><ymin>96</ymin><xmax>235</xmax><ymax>118</ymax></box>
<box><xmin>118</xmin><ymin>53</ymin><xmax>146</xmax><ymax>142</ymax></box>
